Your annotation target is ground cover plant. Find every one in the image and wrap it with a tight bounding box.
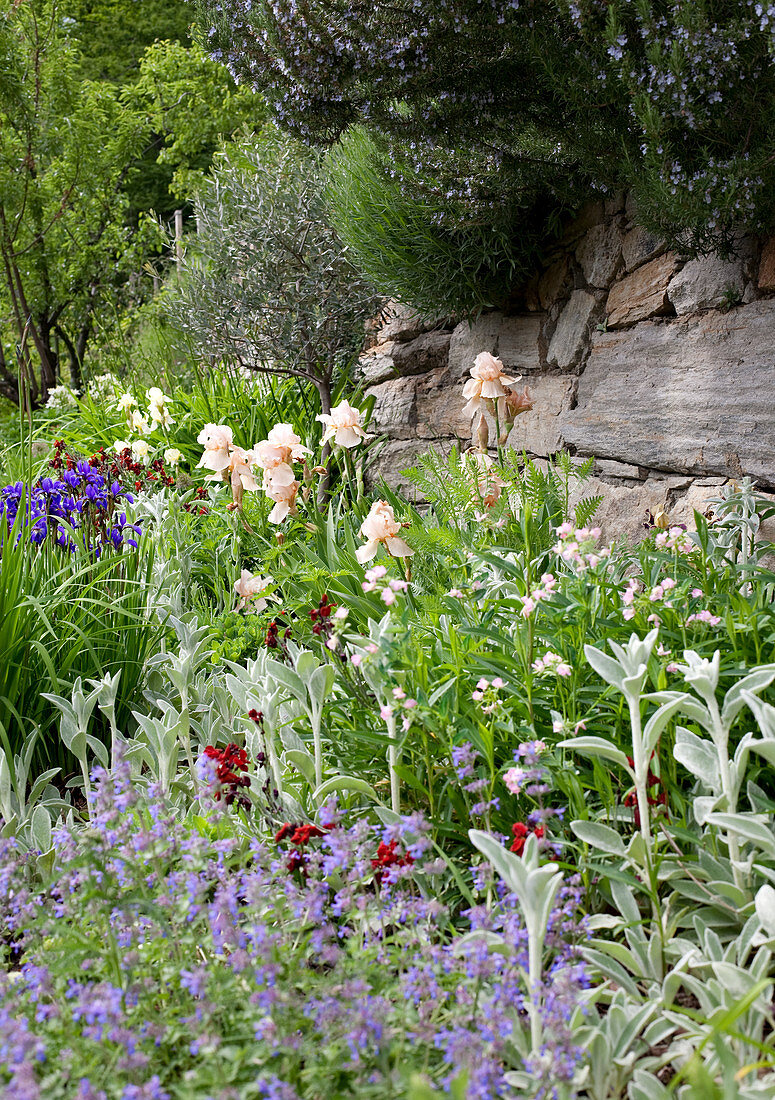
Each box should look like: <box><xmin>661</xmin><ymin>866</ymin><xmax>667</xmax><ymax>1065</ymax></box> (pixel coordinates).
<box><xmin>4</xmin><ymin>344</ymin><xmax>775</xmax><ymax>1099</ymax></box>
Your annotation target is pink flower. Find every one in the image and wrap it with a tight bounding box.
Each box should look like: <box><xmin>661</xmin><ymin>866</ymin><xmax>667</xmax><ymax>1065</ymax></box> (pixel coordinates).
<box><xmin>196</xmin><ymin>424</ymin><xmax>234</xmax><ymax>472</ymax></box>
<box><xmin>503</xmin><ymin>767</ymin><xmax>527</xmax><ymax>795</ymax></box>
<box><xmin>691</xmin><ymin>587</ymin><xmax>702</xmax><ymax>597</ymax></box>
<box><xmin>491</xmin><ymin>677</ymin><xmax>505</xmax><ymax>689</ymax></box>
<box><xmin>392</xmin><ymin>687</ymin><xmax>406</xmax><ymax>700</ymax></box>
<box><xmin>380</xmin><ymin>704</ymin><xmax>394</xmax><ymax>720</ymax></box>
<box><xmin>662</xmin><ymin>577</ymin><xmax>676</xmax><ymax>590</ymax></box>
<box><xmin>462</xmin><ymin>352</ymin><xmax>520</xmax><ymax>420</ymax></box>
<box><xmin>448</xmin><ymin>588</ymin><xmax>464</xmax><ymax>598</ymax></box>
<box><xmin>404</xmin><ymin>698</ymin><xmax>417</xmax><ymax>709</ymax></box>
<box><xmin>356</xmin><ymin>500</ymin><xmax>414</xmax><ymax>564</ymax></box>
<box><xmin>233</xmin><ymin>569</ymin><xmax>273</xmax><ymax>613</ymax></box>
<box><xmin>471</xmin><ymin>690</ymin><xmax>484</xmax><ymax>702</ymax></box>
<box><xmin>687</xmin><ymin>610</ymin><xmax>722</xmax><ymax>627</ymax></box>
<box><xmin>520</xmin><ymin>596</ymin><xmax>536</xmax><ymax>618</ymax></box>
<box><xmin>367</xmin><ymin>644</ymin><xmax>379</xmax><ymax>655</ymax></box>
<box><xmin>381</xmin><ymin>588</ymin><xmax>397</xmax><ymax>606</ymax></box>
<box><xmin>316</xmin><ymin>400</ymin><xmax>367</xmax><ymax>448</ymax></box>
<box><xmin>623</xmin><ymin>607</ymin><xmax>635</xmax><ymax>620</ymax></box>
<box><xmin>476</xmin><ymin>678</ymin><xmax>489</xmax><ymax>690</ymax></box>
<box><xmin>351</xmin><ymin>654</ymin><xmax>363</xmax><ymax>668</ymax></box>
<box><xmin>556</xmin><ymin>662</ymin><xmax>572</xmax><ymax>678</ymax></box>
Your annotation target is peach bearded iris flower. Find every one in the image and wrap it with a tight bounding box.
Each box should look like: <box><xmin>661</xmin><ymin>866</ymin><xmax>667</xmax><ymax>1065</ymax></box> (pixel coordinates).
<box><xmin>233</xmin><ymin>569</ymin><xmax>274</xmax><ymax>613</ymax></box>
<box><xmin>264</xmin><ymin>475</ymin><xmax>300</xmax><ymax>524</ymax></box>
<box><xmin>253</xmin><ymin>423</ymin><xmax>311</xmax><ymax>523</ymax></box>
<box><xmin>356</xmin><ymin>500</ymin><xmax>414</xmax><ymax>564</ymax></box>
<box><xmin>317</xmin><ymin>400</ymin><xmax>367</xmax><ymax>449</ymax></box>
<box><xmin>462</xmin><ymin>352</ymin><xmax>520</xmax><ymax>420</ymax></box>
<box><xmin>196</xmin><ymin>424</ymin><xmax>234</xmax><ymax>473</ymax></box>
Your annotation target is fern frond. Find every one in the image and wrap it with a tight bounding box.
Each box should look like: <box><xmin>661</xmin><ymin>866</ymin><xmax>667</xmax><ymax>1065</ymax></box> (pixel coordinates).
<box><xmin>575</xmin><ymin>494</ymin><xmax>604</xmax><ymax>529</ymax></box>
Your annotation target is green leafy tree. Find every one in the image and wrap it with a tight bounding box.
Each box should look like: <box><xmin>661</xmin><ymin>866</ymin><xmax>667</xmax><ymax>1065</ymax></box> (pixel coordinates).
<box><xmin>0</xmin><ymin>0</ymin><xmax>263</xmax><ymax>408</ymax></box>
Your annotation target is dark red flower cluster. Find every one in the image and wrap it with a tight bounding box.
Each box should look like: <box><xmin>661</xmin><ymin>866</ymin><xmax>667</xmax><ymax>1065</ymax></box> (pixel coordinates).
<box><xmin>203</xmin><ymin>743</ymin><xmax>251</xmax><ymax>809</ymax></box>
<box><xmin>371</xmin><ymin>839</ymin><xmax>414</xmax><ymax>885</ymax></box>
<box><xmin>509</xmin><ymin>821</ymin><xmax>545</xmax><ymax>855</ymax></box>
<box><xmin>309</xmin><ymin>592</ymin><xmax>336</xmax><ymax>638</ymax></box>
<box><xmin>624</xmin><ymin>755</ymin><xmax>667</xmax><ymax>828</ymax></box>
<box><xmin>274</xmin><ymin>821</ymin><xmax>329</xmax><ymax>872</ymax></box>
<box><xmin>265</xmin><ymin>616</ymin><xmax>291</xmax><ymax>656</ymax></box>
<box><xmin>182</xmin><ymin>485</ymin><xmax>210</xmax><ymax>516</ymax></box>
<box><xmin>50</xmin><ymin>440</ymin><xmax>176</xmax><ymax>493</ymax></box>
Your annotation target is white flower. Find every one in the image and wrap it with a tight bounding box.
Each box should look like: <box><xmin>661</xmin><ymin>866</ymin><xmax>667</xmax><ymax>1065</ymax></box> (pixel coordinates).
<box><xmin>149</xmin><ymin>403</ymin><xmax>174</xmax><ymax>429</ymax></box>
<box><xmin>131</xmin><ymin>439</ymin><xmax>150</xmax><ymax>462</ymax></box>
<box><xmin>462</xmin><ymin>352</ymin><xmax>519</xmax><ymax>420</ymax></box>
<box><xmin>356</xmin><ymin>500</ymin><xmax>414</xmax><ymax>564</ymax></box>
<box><xmin>131</xmin><ymin>409</ymin><xmax>150</xmax><ymax>435</ymax></box>
<box><xmin>148</xmin><ymin>388</ymin><xmax>174</xmax><ymax>428</ymax></box>
<box><xmin>233</xmin><ymin>569</ymin><xmax>274</xmax><ymax>613</ymax></box>
<box><xmin>164</xmin><ymin>448</ymin><xmax>183</xmax><ymax>466</ymax></box>
<box><xmin>147</xmin><ymin>386</ymin><xmax>170</xmax><ymax>408</ymax></box>
<box><xmin>44</xmin><ymin>385</ymin><xmax>78</xmax><ymax>412</ymax></box>
<box><xmin>116</xmin><ymin>392</ymin><xmax>135</xmax><ymax>414</ymax></box>
<box><xmin>113</xmin><ymin>439</ymin><xmax>131</xmax><ymax>454</ymax></box>
<box><xmin>317</xmin><ymin>400</ymin><xmax>367</xmax><ymax>448</ymax></box>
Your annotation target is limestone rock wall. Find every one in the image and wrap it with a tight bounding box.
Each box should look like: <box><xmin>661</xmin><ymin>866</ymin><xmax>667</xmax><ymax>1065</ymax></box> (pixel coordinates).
<box><xmin>358</xmin><ymin>194</ymin><xmax>775</xmax><ymax>538</ymax></box>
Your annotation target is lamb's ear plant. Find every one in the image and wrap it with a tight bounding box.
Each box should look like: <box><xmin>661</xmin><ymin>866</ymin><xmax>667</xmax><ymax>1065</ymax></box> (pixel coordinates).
<box><xmin>0</xmin><ymin>735</ymin><xmax>65</xmax><ymax>873</ymax></box>
<box><xmin>87</xmin><ymin>670</ymin><xmax>123</xmax><ymax>767</ymax></box>
<box><xmin>146</xmin><ymin>614</ymin><xmax>213</xmax><ymax>786</ymax></box>
<box><xmin>41</xmin><ymin>677</ymin><xmax>102</xmax><ymax>815</ymax></box>
<box><xmin>560</xmin><ymin>628</ymin><xmax>687</xmax><ymax>859</ymax></box>
<box><xmin>468</xmin><ymin>829</ymin><xmax>563</xmax><ymax>1053</ymax></box>
<box><xmin>651</xmin><ymin>652</ymin><xmax>775</xmax><ymax>891</ymax></box>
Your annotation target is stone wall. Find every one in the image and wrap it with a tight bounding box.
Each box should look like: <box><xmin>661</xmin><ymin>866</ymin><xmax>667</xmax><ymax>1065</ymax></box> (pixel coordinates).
<box><xmin>358</xmin><ymin>194</ymin><xmax>775</xmax><ymax>539</ymax></box>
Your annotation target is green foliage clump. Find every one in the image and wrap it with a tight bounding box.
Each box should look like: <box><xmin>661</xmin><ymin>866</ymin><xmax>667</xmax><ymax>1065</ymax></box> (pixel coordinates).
<box><xmin>325</xmin><ymin>128</ymin><xmax>553</xmax><ymax>316</ymax></box>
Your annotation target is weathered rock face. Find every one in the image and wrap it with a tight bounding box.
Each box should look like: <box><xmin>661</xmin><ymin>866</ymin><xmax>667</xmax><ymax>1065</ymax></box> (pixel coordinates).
<box><xmin>562</xmin><ymin>302</ymin><xmax>775</xmax><ymax>487</ymax></box>
<box><xmin>357</xmin><ymin>204</ymin><xmax>775</xmax><ymax>538</ymax></box>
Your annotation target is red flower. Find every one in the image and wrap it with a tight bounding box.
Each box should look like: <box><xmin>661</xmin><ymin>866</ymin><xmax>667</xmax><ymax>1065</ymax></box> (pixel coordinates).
<box><xmin>371</xmin><ymin>839</ymin><xmax>413</xmax><ymax>885</ymax></box>
<box><xmin>203</xmin><ymin>743</ymin><xmax>251</xmax><ymax>809</ymax></box>
<box><xmin>509</xmin><ymin>821</ymin><xmax>545</xmax><ymax>855</ymax></box>
<box><xmin>274</xmin><ymin>819</ymin><xmax>330</xmax><ymax>873</ymax></box>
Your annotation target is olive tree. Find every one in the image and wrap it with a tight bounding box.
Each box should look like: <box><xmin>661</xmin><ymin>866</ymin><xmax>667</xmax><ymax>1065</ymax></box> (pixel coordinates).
<box><xmin>166</xmin><ymin>128</ymin><xmax>382</xmax><ymax>417</ymax></box>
